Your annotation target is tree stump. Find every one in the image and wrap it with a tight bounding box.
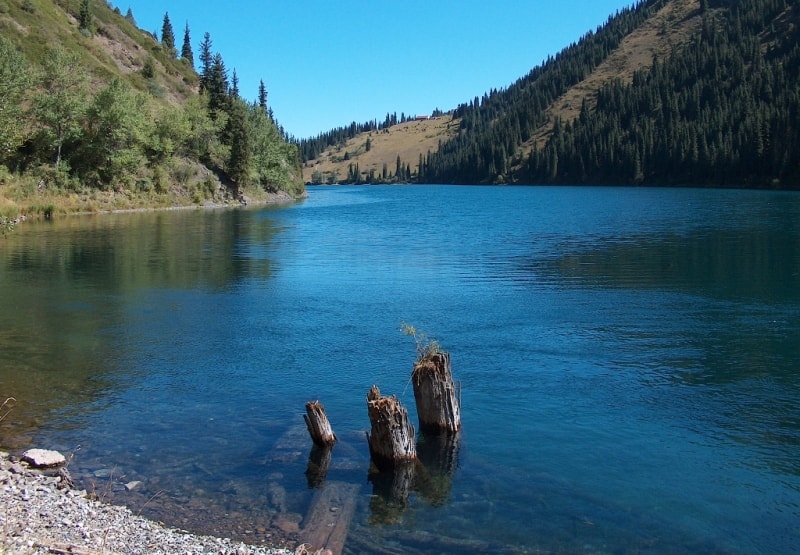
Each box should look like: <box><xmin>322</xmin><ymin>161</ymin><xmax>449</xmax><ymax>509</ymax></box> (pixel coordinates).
<box><xmin>412</xmin><ymin>351</ymin><xmax>461</xmax><ymax>433</ymax></box>
<box><xmin>304</xmin><ymin>400</ymin><xmax>337</xmax><ymax>447</ymax></box>
<box><xmin>366</xmin><ymin>385</ymin><xmax>416</xmax><ymax>470</ymax></box>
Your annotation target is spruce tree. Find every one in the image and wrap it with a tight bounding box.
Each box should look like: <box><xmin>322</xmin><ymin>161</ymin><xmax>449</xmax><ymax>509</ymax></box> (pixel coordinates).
<box><xmin>181</xmin><ymin>22</ymin><xmax>194</xmax><ymax>67</ymax></box>
<box><xmin>79</xmin><ymin>0</ymin><xmax>92</xmax><ymax>33</ymax></box>
<box><xmin>258</xmin><ymin>80</ymin><xmax>268</xmax><ymax>113</ymax></box>
<box><xmin>198</xmin><ymin>32</ymin><xmax>213</xmax><ymax>92</ymax></box>
<box><xmin>125</xmin><ymin>7</ymin><xmax>135</xmax><ymax>25</ymax></box>
<box><xmin>161</xmin><ymin>13</ymin><xmax>175</xmax><ymax>54</ymax></box>
<box><xmin>230</xmin><ymin>69</ymin><xmax>239</xmax><ymax>99</ymax></box>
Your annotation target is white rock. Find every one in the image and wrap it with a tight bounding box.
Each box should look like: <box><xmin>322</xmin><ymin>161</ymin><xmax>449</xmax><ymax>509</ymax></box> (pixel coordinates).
<box><xmin>21</xmin><ymin>448</ymin><xmax>66</xmax><ymax>468</ymax></box>
<box><xmin>124</xmin><ymin>480</ymin><xmax>142</xmax><ymax>491</ymax></box>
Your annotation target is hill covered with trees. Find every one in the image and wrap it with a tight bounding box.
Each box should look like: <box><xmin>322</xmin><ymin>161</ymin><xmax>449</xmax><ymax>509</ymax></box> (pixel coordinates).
<box><xmin>302</xmin><ymin>0</ymin><xmax>799</xmax><ymax>189</ymax></box>
<box><xmin>0</xmin><ymin>0</ymin><xmax>304</xmax><ymax>221</ymax></box>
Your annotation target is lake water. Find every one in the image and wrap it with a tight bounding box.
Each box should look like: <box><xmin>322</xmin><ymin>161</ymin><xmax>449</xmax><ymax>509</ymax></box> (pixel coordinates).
<box><xmin>1</xmin><ymin>185</ymin><xmax>799</xmax><ymax>554</ymax></box>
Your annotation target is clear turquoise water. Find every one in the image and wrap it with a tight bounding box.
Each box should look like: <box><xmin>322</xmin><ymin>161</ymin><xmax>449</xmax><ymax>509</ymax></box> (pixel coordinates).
<box><xmin>1</xmin><ymin>185</ymin><xmax>799</xmax><ymax>554</ymax></box>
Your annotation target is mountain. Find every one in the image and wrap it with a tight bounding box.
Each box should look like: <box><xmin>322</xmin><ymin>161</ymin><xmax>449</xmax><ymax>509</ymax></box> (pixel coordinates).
<box><xmin>301</xmin><ymin>0</ymin><xmax>799</xmax><ymax>189</ymax></box>
<box><xmin>0</xmin><ymin>0</ymin><xmax>304</xmax><ymax>218</ymax></box>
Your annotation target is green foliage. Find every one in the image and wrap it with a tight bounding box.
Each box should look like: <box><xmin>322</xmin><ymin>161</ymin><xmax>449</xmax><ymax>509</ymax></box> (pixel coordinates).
<box><xmin>79</xmin><ymin>0</ymin><xmax>91</xmax><ymax>32</ymax></box>
<box><xmin>33</xmin><ymin>48</ymin><xmax>89</xmax><ymax>168</ymax></box>
<box><xmin>161</xmin><ymin>12</ymin><xmax>175</xmax><ymax>54</ymax></box>
<box><xmin>81</xmin><ymin>78</ymin><xmax>150</xmax><ymax>186</ymax></box>
<box><xmin>226</xmin><ymin>98</ymin><xmax>252</xmax><ymax>189</ymax></box>
<box><xmin>181</xmin><ymin>21</ymin><xmax>193</xmax><ymax>67</ymax></box>
<box><xmin>0</xmin><ymin>0</ymin><xmax>303</xmax><ymax>203</ymax></box>
<box><xmin>0</xmin><ymin>37</ymin><xmax>31</xmax><ymax>162</ymax></box>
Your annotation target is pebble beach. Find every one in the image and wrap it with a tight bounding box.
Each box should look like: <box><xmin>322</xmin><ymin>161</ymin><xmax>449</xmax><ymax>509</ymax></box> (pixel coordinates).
<box><xmin>0</xmin><ymin>452</ymin><xmax>294</xmax><ymax>555</ymax></box>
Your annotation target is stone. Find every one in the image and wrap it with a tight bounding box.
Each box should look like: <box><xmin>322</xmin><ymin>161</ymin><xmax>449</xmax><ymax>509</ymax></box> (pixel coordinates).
<box><xmin>21</xmin><ymin>449</ymin><xmax>66</xmax><ymax>469</ymax></box>
<box><xmin>124</xmin><ymin>481</ymin><xmax>142</xmax><ymax>492</ymax></box>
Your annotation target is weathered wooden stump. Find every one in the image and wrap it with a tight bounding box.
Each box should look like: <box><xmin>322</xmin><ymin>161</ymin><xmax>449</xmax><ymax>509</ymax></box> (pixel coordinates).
<box><xmin>304</xmin><ymin>400</ymin><xmax>337</xmax><ymax>447</ymax></box>
<box><xmin>366</xmin><ymin>385</ymin><xmax>416</xmax><ymax>471</ymax></box>
<box><xmin>412</xmin><ymin>351</ymin><xmax>461</xmax><ymax>433</ymax></box>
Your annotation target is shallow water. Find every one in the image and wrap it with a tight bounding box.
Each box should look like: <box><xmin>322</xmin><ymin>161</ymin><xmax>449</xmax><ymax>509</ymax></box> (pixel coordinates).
<box><xmin>1</xmin><ymin>185</ymin><xmax>799</xmax><ymax>553</ymax></box>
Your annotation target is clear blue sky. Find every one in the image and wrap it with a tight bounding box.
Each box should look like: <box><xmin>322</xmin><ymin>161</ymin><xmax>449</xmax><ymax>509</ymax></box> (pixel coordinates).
<box><xmin>123</xmin><ymin>0</ymin><xmax>635</xmax><ymax>139</ymax></box>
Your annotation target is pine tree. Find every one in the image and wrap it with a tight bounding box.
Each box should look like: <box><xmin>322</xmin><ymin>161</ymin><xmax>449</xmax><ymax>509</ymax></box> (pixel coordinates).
<box><xmin>79</xmin><ymin>0</ymin><xmax>92</xmax><ymax>33</ymax></box>
<box><xmin>226</xmin><ymin>99</ymin><xmax>252</xmax><ymax>191</ymax></box>
<box><xmin>230</xmin><ymin>69</ymin><xmax>239</xmax><ymax>98</ymax></box>
<box><xmin>124</xmin><ymin>7</ymin><xmax>135</xmax><ymax>25</ymax></box>
<box><xmin>181</xmin><ymin>22</ymin><xmax>194</xmax><ymax>67</ymax></box>
<box><xmin>198</xmin><ymin>32</ymin><xmax>213</xmax><ymax>93</ymax></box>
<box><xmin>258</xmin><ymin>80</ymin><xmax>268</xmax><ymax>113</ymax></box>
<box><xmin>161</xmin><ymin>13</ymin><xmax>175</xmax><ymax>54</ymax></box>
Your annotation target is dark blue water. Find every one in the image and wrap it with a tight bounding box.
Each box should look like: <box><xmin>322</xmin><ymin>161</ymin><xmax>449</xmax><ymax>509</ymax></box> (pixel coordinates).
<box><xmin>1</xmin><ymin>186</ymin><xmax>799</xmax><ymax>554</ymax></box>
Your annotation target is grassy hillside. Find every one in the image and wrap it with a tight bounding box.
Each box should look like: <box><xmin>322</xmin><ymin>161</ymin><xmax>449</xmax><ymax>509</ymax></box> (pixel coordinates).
<box><xmin>0</xmin><ymin>0</ymin><xmax>303</xmax><ymax>220</ymax></box>
<box><xmin>0</xmin><ymin>0</ymin><xmax>197</xmax><ymax>102</ymax></box>
<box><xmin>302</xmin><ymin>115</ymin><xmax>457</xmax><ymax>184</ymax></box>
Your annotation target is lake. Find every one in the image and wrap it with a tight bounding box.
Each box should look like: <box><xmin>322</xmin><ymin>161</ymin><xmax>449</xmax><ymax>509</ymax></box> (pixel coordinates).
<box><xmin>1</xmin><ymin>185</ymin><xmax>799</xmax><ymax>554</ymax></box>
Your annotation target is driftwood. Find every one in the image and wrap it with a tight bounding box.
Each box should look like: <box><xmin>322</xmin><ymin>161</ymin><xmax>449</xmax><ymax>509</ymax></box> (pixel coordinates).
<box><xmin>366</xmin><ymin>385</ymin><xmax>416</xmax><ymax>470</ymax></box>
<box><xmin>412</xmin><ymin>351</ymin><xmax>461</xmax><ymax>433</ymax></box>
<box><xmin>304</xmin><ymin>400</ymin><xmax>337</xmax><ymax>447</ymax></box>
<box><xmin>299</xmin><ymin>481</ymin><xmax>360</xmax><ymax>555</ymax></box>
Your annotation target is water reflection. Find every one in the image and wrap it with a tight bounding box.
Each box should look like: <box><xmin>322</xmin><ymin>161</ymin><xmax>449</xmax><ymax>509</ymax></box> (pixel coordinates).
<box><xmin>0</xmin><ymin>209</ymin><xmax>282</xmax><ymax>448</ymax></box>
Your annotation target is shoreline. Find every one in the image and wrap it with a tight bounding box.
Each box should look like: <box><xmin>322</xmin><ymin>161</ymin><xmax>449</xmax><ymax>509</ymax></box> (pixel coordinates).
<box><xmin>0</xmin><ymin>452</ymin><xmax>294</xmax><ymax>555</ymax></box>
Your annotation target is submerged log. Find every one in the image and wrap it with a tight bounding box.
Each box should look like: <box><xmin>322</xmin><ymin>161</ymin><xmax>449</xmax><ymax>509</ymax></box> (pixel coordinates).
<box><xmin>304</xmin><ymin>400</ymin><xmax>337</xmax><ymax>447</ymax></box>
<box><xmin>412</xmin><ymin>351</ymin><xmax>461</xmax><ymax>433</ymax></box>
<box><xmin>366</xmin><ymin>385</ymin><xmax>416</xmax><ymax>470</ymax></box>
<box><xmin>300</xmin><ymin>481</ymin><xmax>360</xmax><ymax>555</ymax></box>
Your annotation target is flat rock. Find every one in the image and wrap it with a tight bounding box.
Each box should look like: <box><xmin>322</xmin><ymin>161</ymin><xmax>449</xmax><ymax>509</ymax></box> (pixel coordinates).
<box><xmin>21</xmin><ymin>449</ymin><xmax>66</xmax><ymax>469</ymax></box>
<box><xmin>124</xmin><ymin>480</ymin><xmax>142</xmax><ymax>491</ymax></box>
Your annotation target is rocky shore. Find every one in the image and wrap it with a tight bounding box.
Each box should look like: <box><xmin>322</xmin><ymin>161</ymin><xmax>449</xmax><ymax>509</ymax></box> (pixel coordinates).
<box><xmin>0</xmin><ymin>451</ymin><xmax>293</xmax><ymax>555</ymax></box>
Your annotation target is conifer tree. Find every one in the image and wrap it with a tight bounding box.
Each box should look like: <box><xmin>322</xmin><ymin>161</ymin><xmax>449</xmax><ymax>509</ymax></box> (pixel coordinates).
<box><xmin>258</xmin><ymin>80</ymin><xmax>268</xmax><ymax>113</ymax></box>
<box><xmin>79</xmin><ymin>0</ymin><xmax>92</xmax><ymax>33</ymax></box>
<box><xmin>161</xmin><ymin>13</ymin><xmax>175</xmax><ymax>54</ymax></box>
<box><xmin>181</xmin><ymin>22</ymin><xmax>194</xmax><ymax>67</ymax></box>
<box><xmin>230</xmin><ymin>69</ymin><xmax>239</xmax><ymax>99</ymax></box>
<box><xmin>125</xmin><ymin>7</ymin><xmax>135</xmax><ymax>25</ymax></box>
<box><xmin>226</xmin><ymin>99</ymin><xmax>251</xmax><ymax>191</ymax></box>
<box><xmin>198</xmin><ymin>32</ymin><xmax>213</xmax><ymax>92</ymax></box>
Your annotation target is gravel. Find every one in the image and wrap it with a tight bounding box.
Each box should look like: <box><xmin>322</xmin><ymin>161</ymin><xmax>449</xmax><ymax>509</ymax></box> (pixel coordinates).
<box><xmin>0</xmin><ymin>452</ymin><xmax>294</xmax><ymax>555</ymax></box>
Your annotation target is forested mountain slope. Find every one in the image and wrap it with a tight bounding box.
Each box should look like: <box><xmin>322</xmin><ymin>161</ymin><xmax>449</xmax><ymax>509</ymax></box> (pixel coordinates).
<box><xmin>427</xmin><ymin>0</ymin><xmax>799</xmax><ymax>188</ymax></box>
<box><xmin>302</xmin><ymin>0</ymin><xmax>798</xmax><ymax>189</ymax></box>
<box><xmin>0</xmin><ymin>0</ymin><xmax>303</xmax><ymax>218</ymax></box>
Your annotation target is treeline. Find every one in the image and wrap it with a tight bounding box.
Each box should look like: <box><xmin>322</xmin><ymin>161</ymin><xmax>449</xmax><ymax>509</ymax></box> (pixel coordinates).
<box><xmin>525</xmin><ymin>0</ymin><xmax>800</xmax><ymax>187</ymax></box>
<box><xmin>296</xmin><ymin>111</ymin><xmax>439</xmax><ymax>162</ymax></box>
<box><xmin>423</xmin><ymin>0</ymin><xmax>667</xmax><ymax>184</ymax></box>
<box><xmin>0</xmin><ymin>1</ymin><xmax>302</xmax><ymax>201</ymax></box>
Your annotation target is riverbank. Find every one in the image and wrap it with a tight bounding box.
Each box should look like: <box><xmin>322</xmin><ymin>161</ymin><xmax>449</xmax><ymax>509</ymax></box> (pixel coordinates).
<box><xmin>0</xmin><ymin>452</ymin><xmax>294</xmax><ymax>555</ymax></box>
<box><xmin>0</xmin><ymin>172</ymin><xmax>306</xmax><ymax>226</ymax></box>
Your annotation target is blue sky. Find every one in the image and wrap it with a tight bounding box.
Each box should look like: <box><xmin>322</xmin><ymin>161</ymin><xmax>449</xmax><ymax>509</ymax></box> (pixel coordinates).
<box><xmin>123</xmin><ymin>1</ymin><xmax>636</xmax><ymax>139</ymax></box>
